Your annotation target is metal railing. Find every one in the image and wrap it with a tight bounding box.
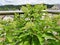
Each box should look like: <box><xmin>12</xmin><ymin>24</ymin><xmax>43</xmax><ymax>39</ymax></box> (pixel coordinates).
<box><xmin>0</xmin><ymin>9</ymin><xmax>60</xmax><ymax>15</ymax></box>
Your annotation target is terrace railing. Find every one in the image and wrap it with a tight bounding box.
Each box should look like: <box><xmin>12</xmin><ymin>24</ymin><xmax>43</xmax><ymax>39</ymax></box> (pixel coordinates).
<box><xmin>0</xmin><ymin>9</ymin><xmax>60</xmax><ymax>15</ymax></box>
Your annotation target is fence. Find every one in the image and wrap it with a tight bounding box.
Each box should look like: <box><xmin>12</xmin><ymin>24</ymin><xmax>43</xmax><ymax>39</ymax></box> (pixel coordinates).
<box><xmin>0</xmin><ymin>10</ymin><xmax>60</xmax><ymax>15</ymax></box>
<box><xmin>0</xmin><ymin>9</ymin><xmax>60</xmax><ymax>20</ymax></box>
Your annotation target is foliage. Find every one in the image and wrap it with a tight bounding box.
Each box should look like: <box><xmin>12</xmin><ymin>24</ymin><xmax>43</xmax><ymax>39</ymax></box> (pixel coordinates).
<box><xmin>0</xmin><ymin>4</ymin><xmax>60</xmax><ymax>45</ymax></box>
<box><xmin>0</xmin><ymin>5</ymin><xmax>20</xmax><ymax>11</ymax></box>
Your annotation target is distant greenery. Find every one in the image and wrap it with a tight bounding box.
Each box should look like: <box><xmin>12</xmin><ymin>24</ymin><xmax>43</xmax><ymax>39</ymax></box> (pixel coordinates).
<box><xmin>0</xmin><ymin>4</ymin><xmax>53</xmax><ymax>11</ymax></box>
<box><xmin>0</xmin><ymin>5</ymin><xmax>21</xmax><ymax>10</ymax></box>
<box><xmin>0</xmin><ymin>4</ymin><xmax>60</xmax><ymax>45</ymax></box>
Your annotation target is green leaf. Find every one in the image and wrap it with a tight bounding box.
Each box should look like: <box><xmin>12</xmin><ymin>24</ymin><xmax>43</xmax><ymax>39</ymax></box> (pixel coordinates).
<box><xmin>36</xmin><ymin>34</ymin><xmax>44</xmax><ymax>45</ymax></box>
<box><xmin>23</xmin><ymin>41</ymin><xmax>30</xmax><ymax>45</ymax></box>
<box><xmin>6</xmin><ymin>34</ymin><xmax>13</xmax><ymax>42</ymax></box>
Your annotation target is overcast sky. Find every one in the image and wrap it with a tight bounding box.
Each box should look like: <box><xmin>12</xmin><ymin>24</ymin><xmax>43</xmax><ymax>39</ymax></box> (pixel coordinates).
<box><xmin>0</xmin><ymin>0</ymin><xmax>60</xmax><ymax>5</ymax></box>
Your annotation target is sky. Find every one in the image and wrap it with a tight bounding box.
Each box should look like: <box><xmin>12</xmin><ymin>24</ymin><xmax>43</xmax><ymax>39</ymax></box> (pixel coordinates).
<box><xmin>0</xmin><ymin>0</ymin><xmax>60</xmax><ymax>6</ymax></box>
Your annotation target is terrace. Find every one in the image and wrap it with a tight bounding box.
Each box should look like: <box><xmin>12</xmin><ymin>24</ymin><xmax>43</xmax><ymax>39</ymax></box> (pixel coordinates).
<box><xmin>0</xmin><ymin>0</ymin><xmax>60</xmax><ymax>19</ymax></box>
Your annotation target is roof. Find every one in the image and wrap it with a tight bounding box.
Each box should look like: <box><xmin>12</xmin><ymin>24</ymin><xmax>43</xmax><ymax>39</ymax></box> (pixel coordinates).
<box><xmin>0</xmin><ymin>0</ymin><xmax>60</xmax><ymax>6</ymax></box>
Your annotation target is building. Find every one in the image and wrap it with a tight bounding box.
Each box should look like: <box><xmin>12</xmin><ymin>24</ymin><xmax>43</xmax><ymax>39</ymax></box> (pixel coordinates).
<box><xmin>52</xmin><ymin>4</ymin><xmax>60</xmax><ymax>10</ymax></box>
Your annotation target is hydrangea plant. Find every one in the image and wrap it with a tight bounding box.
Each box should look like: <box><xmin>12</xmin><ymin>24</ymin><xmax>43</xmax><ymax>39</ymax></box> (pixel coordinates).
<box><xmin>0</xmin><ymin>4</ymin><xmax>60</xmax><ymax>45</ymax></box>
